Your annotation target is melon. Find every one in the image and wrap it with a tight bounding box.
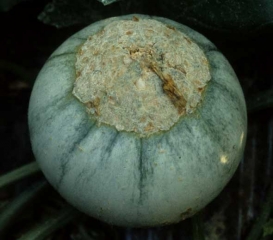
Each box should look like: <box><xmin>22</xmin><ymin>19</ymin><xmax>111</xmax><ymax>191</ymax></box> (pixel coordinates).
<box><xmin>28</xmin><ymin>14</ymin><xmax>247</xmax><ymax>227</ymax></box>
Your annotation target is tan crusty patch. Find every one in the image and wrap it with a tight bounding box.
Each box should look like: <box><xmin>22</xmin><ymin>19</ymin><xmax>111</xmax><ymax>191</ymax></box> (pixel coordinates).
<box><xmin>73</xmin><ymin>18</ymin><xmax>211</xmax><ymax>137</ymax></box>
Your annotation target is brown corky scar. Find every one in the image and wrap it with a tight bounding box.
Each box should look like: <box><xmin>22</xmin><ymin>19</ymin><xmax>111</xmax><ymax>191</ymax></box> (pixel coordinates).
<box><xmin>129</xmin><ymin>46</ymin><xmax>187</xmax><ymax>114</ymax></box>
<box><xmin>148</xmin><ymin>62</ymin><xmax>187</xmax><ymax>115</ymax></box>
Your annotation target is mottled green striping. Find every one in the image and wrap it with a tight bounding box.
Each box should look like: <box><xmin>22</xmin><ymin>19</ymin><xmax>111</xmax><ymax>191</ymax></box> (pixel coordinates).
<box><xmin>48</xmin><ymin>52</ymin><xmax>76</xmax><ymax>62</ymax></box>
<box><xmin>33</xmin><ymin>95</ymin><xmax>73</xmax><ymax>130</ymax></box>
<box><xmin>75</xmin><ymin>130</ymin><xmax>120</xmax><ymax>187</ymax></box>
<box><xmin>138</xmin><ymin>137</ymin><xmax>159</xmax><ymax>204</ymax></box>
<box><xmin>198</xmin><ymin>113</ymin><xmax>226</xmax><ymax>154</ymax></box>
<box><xmin>56</xmin><ymin>119</ymin><xmax>96</xmax><ymax>190</ymax></box>
<box><xmin>164</xmin><ymin>134</ymin><xmax>183</xmax><ymax>174</ymax></box>
<box><xmin>74</xmin><ymin>126</ymin><xmax>101</xmax><ymax>186</ymax></box>
<box><xmin>71</xmin><ymin>37</ymin><xmax>88</xmax><ymax>41</ymax></box>
<box><xmin>211</xmin><ymin>80</ymin><xmax>247</xmax><ymax>122</ymax></box>
<box><xmin>29</xmin><ymin>96</ymin><xmax>77</xmax><ymax>169</ymax></box>
<box><xmin>200</xmin><ymin>80</ymin><xmax>245</xmax><ymax>149</ymax></box>
<box><xmin>138</xmin><ymin>138</ymin><xmax>144</xmax><ymax>204</ymax></box>
<box><xmin>99</xmin><ymin>132</ymin><xmax>119</xmax><ymax>164</ymax></box>
<box><xmin>202</xmin><ymin>45</ymin><xmax>218</xmax><ymax>54</ymax></box>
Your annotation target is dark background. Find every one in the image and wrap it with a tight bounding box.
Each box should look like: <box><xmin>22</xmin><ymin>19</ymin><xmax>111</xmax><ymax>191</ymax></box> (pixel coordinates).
<box><xmin>0</xmin><ymin>0</ymin><xmax>273</xmax><ymax>239</ymax></box>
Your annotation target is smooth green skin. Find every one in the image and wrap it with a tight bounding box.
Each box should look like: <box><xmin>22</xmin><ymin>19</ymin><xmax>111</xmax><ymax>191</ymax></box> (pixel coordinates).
<box><xmin>28</xmin><ymin>14</ymin><xmax>247</xmax><ymax>227</ymax></box>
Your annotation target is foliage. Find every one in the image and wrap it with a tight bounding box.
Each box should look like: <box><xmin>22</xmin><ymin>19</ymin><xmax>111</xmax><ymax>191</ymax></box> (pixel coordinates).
<box><xmin>263</xmin><ymin>219</ymin><xmax>273</xmax><ymax>237</ymax></box>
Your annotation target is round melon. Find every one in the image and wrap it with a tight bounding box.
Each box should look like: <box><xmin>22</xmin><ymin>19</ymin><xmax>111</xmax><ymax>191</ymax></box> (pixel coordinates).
<box><xmin>28</xmin><ymin>14</ymin><xmax>247</xmax><ymax>227</ymax></box>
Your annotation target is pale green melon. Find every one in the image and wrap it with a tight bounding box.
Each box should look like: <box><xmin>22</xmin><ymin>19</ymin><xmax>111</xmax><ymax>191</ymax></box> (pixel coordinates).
<box><xmin>28</xmin><ymin>14</ymin><xmax>247</xmax><ymax>227</ymax></box>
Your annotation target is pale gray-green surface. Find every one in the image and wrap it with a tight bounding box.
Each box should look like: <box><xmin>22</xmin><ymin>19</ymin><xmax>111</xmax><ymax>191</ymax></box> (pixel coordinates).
<box><xmin>28</xmin><ymin>14</ymin><xmax>247</xmax><ymax>227</ymax></box>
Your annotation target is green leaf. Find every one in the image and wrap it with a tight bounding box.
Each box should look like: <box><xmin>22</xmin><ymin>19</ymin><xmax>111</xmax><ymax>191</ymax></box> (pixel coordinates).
<box><xmin>0</xmin><ymin>161</ymin><xmax>41</xmax><ymax>190</ymax></box>
<box><xmin>263</xmin><ymin>219</ymin><xmax>273</xmax><ymax>237</ymax></box>
<box><xmin>0</xmin><ymin>181</ymin><xmax>49</xmax><ymax>238</ymax></box>
<box><xmin>18</xmin><ymin>205</ymin><xmax>81</xmax><ymax>240</ymax></box>
<box><xmin>97</xmin><ymin>0</ymin><xmax>119</xmax><ymax>6</ymax></box>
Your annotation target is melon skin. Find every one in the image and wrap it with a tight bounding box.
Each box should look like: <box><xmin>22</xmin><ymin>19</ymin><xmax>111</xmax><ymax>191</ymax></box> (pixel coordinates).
<box><xmin>28</xmin><ymin>14</ymin><xmax>247</xmax><ymax>227</ymax></box>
